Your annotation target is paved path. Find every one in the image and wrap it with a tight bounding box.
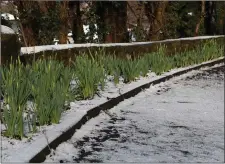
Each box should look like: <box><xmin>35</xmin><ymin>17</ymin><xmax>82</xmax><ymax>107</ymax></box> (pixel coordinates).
<box><xmin>45</xmin><ymin>65</ymin><xmax>224</xmax><ymax>163</ymax></box>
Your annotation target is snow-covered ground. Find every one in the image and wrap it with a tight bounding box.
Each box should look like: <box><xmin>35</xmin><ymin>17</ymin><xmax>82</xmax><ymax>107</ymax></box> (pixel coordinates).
<box><xmin>1</xmin><ymin>60</ymin><xmax>224</xmax><ymax>162</ymax></box>
<box><xmin>45</xmin><ymin>65</ymin><xmax>224</xmax><ymax>163</ymax></box>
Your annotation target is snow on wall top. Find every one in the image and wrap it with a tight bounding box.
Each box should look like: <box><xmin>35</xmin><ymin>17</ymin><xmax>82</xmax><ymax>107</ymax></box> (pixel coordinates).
<box><xmin>20</xmin><ymin>35</ymin><xmax>224</xmax><ymax>55</ymax></box>
<box><xmin>1</xmin><ymin>13</ymin><xmax>19</xmax><ymax>20</ymax></box>
<box><xmin>1</xmin><ymin>25</ymin><xmax>15</xmax><ymax>34</ymax></box>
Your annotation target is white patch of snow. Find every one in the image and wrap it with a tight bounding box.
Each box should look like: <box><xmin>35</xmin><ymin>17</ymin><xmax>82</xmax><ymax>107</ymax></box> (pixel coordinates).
<box><xmin>1</xmin><ymin>13</ymin><xmax>18</xmax><ymax>20</ymax></box>
<box><xmin>45</xmin><ymin>143</ymin><xmax>79</xmax><ymax>162</ymax></box>
<box><xmin>67</xmin><ymin>32</ymin><xmax>72</xmax><ymax>37</ymax></box>
<box><xmin>1</xmin><ymin>25</ymin><xmax>15</xmax><ymax>34</ymax></box>
<box><xmin>83</xmin><ymin>24</ymin><xmax>98</xmax><ymax>41</ymax></box>
<box><xmin>188</xmin><ymin>12</ymin><xmax>193</xmax><ymax>16</ymax></box>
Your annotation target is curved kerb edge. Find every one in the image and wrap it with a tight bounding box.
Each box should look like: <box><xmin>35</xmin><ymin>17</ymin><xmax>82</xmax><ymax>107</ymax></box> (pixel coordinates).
<box><xmin>27</xmin><ymin>57</ymin><xmax>224</xmax><ymax>163</ymax></box>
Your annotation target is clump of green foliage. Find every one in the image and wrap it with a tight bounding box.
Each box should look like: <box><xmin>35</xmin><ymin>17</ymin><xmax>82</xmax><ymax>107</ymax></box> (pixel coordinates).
<box><xmin>73</xmin><ymin>54</ymin><xmax>105</xmax><ymax>99</ymax></box>
<box><xmin>31</xmin><ymin>59</ymin><xmax>72</xmax><ymax>125</ymax></box>
<box><xmin>0</xmin><ymin>60</ymin><xmax>32</xmax><ymax>139</ymax></box>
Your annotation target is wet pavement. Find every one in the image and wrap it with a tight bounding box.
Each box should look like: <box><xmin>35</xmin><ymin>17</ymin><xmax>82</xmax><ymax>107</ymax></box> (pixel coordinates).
<box><xmin>45</xmin><ymin>65</ymin><xmax>224</xmax><ymax>163</ymax></box>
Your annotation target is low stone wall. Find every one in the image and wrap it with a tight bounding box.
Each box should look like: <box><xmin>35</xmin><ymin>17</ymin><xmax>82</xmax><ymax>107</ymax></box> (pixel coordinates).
<box><xmin>1</xmin><ymin>25</ymin><xmax>21</xmax><ymax>65</ymax></box>
<box><xmin>20</xmin><ymin>35</ymin><xmax>224</xmax><ymax>65</ymax></box>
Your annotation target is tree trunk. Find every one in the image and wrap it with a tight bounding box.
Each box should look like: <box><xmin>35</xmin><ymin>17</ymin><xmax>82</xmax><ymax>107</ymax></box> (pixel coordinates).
<box><xmin>223</xmin><ymin>18</ymin><xmax>225</xmax><ymax>35</ymax></box>
<box><xmin>195</xmin><ymin>1</ymin><xmax>205</xmax><ymax>36</ymax></box>
<box><xmin>58</xmin><ymin>1</ymin><xmax>69</xmax><ymax>44</ymax></box>
<box><xmin>69</xmin><ymin>1</ymin><xmax>84</xmax><ymax>43</ymax></box>
<box><xmin>95</xmin><ymin>2</ymin><xmax>105</xmax><ymax>43</ymax></box>
<box><xmin>104</xmin><ymin>2</ymin><xmax>115</xmax><ymax>43</ymax></box>
<box><xmin>144</xmin><ymin>1</ymin><xmax>168</xmax><ymax>41</ymax></box>
<box><xmin>223</xmin><ymin>15</ymin><xmax>225</xmax><ymax>35</ymax></box>
<box><xmin>115</xmin><ymin>2</ymin><xmax>127</xmax><ymax>42</ymax></box>
<box><xmin>96</xmin><ymin>2</ymin><xmax>127</xmax><ymax>43</ymax></box>
<box><xmin>205</xmin><ymin>1</ymin><xmax>216</xmax><ymax>35</ymax></box>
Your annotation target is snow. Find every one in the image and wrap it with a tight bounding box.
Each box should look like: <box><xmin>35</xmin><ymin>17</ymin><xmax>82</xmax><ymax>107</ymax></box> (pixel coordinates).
<box><xmin>45</xmin><ymin>64</ymin><xmax>224</xmax><ymax>163</ymax></box>
<box><xmin>188</xmin><ymin>12</ymin><xmax>193</xmax><ymax>16</ymax></box>
<box><xmin>20</xmin><ymin>35</ymin><xmax>224</xmax><ymax>55</ymax></box>
<box><xmin>48</xmin><ymin>142</ymin><xmax>79</xmax><ymax>162</ymax></box>
<box><xmin>1</xmin><ymin>58</ymin><xmax>224</xmax><ymax>162</ymax></box>
<box><xmin>1</xmin><ymin>111</ymin><xmax>85</xmax><ymax>162</ymax></box>
<box><xmin>1</xmin><ymin>25</ymin><xmax>15</xmax><ymax>34</ymax></box>
<box><xmin>67</xmin><ymin>32</ymin><xmax>72</xmax><ymax>37</ymax></box>
<box><xmin>83</xmin><ymin>24</ymin><xmax>98</xmax><ymax>40</ymax></box>
<box><xmin>52</xmin><ymin>24</ymin><xmax>99</xmax><ymax>45</ymax></box>
<box><xmin>1</xmin><ymin>13</ymin><xmax>18</xmax><ymax>21</ymax></box>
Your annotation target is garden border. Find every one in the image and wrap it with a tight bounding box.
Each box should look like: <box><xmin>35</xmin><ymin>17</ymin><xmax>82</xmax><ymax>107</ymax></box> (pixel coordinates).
<box><xmin>4</xmin><ymin>57</ymin><xmax>225</xmax><ymax>163</ymax></box>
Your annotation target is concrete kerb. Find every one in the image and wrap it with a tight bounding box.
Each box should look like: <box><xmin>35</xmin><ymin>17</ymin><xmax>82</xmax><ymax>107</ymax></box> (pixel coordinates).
<box><xmin>6</xmin><ymin>57</ymin><xmax>225</xmax><ymax>163</ymax></box>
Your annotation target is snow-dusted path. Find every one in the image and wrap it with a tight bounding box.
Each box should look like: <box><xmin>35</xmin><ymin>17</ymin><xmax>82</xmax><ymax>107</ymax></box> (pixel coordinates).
<box><xmin>45</xmin><ymin>65</ymin><xmax>224</xmax><ymax>163</ymax></box>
